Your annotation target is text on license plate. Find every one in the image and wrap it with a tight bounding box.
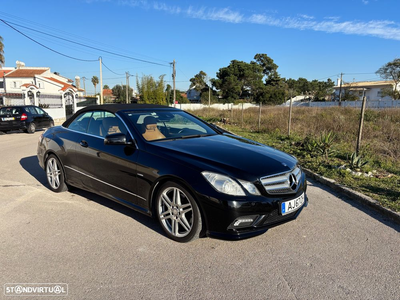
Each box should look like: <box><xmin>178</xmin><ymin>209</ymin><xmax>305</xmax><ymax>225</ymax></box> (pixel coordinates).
<box><xmin>1</xmin><ymin>117</ymin><xmax>15</xmax><ymax>121</ymax></box>
<box><xmin>281</xmin><ymin>193</ymin><xmax>305</xmax><ymax>215</ymax></box>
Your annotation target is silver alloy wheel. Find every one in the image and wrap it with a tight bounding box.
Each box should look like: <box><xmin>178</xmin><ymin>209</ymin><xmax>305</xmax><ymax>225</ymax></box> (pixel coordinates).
<box><xmin>158</xmin><ymin>187</ymin><xmax>194</xmax><ymax>238</ymax></box>
<box><xmin>46</xmin><ymin>157</ymin><xmax>61</xmax><ymax>190</ymax></box>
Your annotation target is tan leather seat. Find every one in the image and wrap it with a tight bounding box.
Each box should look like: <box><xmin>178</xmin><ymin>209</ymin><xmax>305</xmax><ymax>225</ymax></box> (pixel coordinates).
<box><xmin>100</xmin><ymin>117</ymin><xmax>121</xmax><ymax>136</ymax></box>
<box><xmin>142</xmin><ymin>116</ymin><xmax>165</xmax><ymax>141</ymax></box>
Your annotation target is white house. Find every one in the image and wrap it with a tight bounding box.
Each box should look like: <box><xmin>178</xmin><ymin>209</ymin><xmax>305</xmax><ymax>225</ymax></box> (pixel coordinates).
<box><xmin>333</xmin><ymin>79</ymin><xmax>398</xmax><ymax>101</ymax></box>
<box><xmin>0</xmin><ymin>67</ymin><xmax>14</xmax><ymax>104</ymax></box>
<box><xmin>1</xmin><ymin>62</ymin><xmax>87</xmax><ymax>119</ymax></box>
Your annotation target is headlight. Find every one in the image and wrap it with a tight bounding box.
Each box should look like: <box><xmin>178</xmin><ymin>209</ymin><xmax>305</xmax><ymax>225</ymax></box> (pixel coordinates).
<box><xmin>238</xmin><ymin>180</ymin><xmax>261</xmax><ymax>195</ymax></box>
<box><xmin>202</xmin><ymin>172</ymin><xmax>245</xmax><ymax>196</ymax></box>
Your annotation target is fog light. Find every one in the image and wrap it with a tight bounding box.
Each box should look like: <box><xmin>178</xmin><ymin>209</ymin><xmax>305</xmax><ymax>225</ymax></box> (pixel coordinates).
<box><xmin>229</xmin><ymin>215</ymin><xmax>259</xmax><ymax>229</ymax></box>
<box><xmin>234</xmin><ymin>219</ymin><xmax>254</xmax><ymax>226</ymax></box>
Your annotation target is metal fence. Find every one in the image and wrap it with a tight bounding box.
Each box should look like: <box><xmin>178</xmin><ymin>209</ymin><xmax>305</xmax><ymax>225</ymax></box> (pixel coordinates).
<box><xmin>38</xmin><ymin>94</ymin><xmax>63</xmax><ymax>108</ymax></box>
<box><xmin>1</xmin><ymin>93</ymin><xmax>25</xmax><ymax>106</ymax></box>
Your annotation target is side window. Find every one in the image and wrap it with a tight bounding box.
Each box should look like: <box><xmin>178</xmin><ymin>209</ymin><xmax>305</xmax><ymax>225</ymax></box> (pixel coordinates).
<box><xmin>67</xmin><ymin>112</ymin><xmax>93</xmax><ymax>133</ymax></box>
<box><xmin>35</xmin><ymin>107</ymin><xmax>45</xmax><ymax>115</ymax></box>
<box><xmin>99</xmin><ymin>112</ymin><xmax>128</xmax><ymax>137</ymax></box>
<box><xmin>27</xmin><ymin>107</ymin><xmax>37</xmax><ymax>115</ymax></box>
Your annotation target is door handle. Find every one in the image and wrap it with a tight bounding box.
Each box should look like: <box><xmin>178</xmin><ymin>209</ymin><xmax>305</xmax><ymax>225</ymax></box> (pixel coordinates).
<box><xmin>80</xmin><ymin>140</ymin><xmax>88</xmax><ymax>148</ymax></box>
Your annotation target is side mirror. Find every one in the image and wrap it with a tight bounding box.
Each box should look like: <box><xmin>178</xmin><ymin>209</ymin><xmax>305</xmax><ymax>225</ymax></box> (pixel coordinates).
<box><xmin>104</xmin><ymin>133</ymin><xmax>133</xmax><ymax>145</ymax></box>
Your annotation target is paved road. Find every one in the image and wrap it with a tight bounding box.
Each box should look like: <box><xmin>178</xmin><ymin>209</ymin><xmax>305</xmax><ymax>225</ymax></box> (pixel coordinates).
<box><xmin>0</xmin><ymin>131</ymin><xmax>399</xmax><ymax>300</ymax></box>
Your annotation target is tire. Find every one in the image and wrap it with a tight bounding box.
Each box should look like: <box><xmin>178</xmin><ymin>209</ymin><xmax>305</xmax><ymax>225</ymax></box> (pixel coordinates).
<box><xmin>155</xmin><ymin>182</ymin><xmax>202</xmax><ymax>243</ymax></box>
<box><xmin>27</xmin><ymin>122</ymin><xmax>36</xmax><ymax>134</ymax></box>
<box><xmin>45</xmin><ymin>154</ymin><xmax>68</xmax><ymax>193</ymax></box>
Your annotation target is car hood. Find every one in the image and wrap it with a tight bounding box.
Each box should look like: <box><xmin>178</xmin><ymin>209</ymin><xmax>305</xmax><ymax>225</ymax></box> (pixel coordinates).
<box><xmin>150</xmin><ymin>134</ymin><xmax>297</xmax><ymax>180</ymax></box>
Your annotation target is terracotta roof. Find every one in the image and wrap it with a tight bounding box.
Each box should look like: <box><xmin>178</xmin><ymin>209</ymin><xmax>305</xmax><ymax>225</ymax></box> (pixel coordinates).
<box><xmin>103</xmin><ymin>89</ymin><xmax>114</xmax><ymax>97</ymax></box>
<box><xmin>45</xmin><ymin>77</ymin><xmax>76</xmax><ymax>92</ymax></box>
<box><xmin>5</xmin><ymin>68</ymin><xmax>49</xmax><ymax>78</ymax></box>
<box><xmin>21</xmin><ymin>83</ymin><xmax>39</xmax><ymax>89</ymax></box>
<box><xmin>0</xmin><ymin>70</ymin><xmax>12</xmax><ymax>77</ymax></box>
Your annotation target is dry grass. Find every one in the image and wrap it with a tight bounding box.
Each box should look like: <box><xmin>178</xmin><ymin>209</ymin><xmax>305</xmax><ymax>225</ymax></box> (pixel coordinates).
<box><xmin>191</xmin><ymin>106</ymin><xmax>400</xmax><ymax>211</ymax></box>
<box><xmin>193</xmin><ymin>106</ymin><xmax>400</xmax><ymax>166</ymax></box>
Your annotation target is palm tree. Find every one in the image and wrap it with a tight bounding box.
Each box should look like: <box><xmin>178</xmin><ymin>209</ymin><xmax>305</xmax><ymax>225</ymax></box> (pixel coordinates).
<box><xmin>0</xmin><ymin>36</ymin><xmax>5</xmax><ymax>67</ymax></box>
<box><xmin>91</xmin><ymin>76</ymin><xmax>99</xmax><ymax>94</ymax></box>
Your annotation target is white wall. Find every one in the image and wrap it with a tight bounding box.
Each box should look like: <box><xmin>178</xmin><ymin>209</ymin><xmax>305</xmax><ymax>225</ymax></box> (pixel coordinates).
<box><xmin>172</xmin><ymin>103</ymin><xmax>258</xmax><ymax>111</ymax></box>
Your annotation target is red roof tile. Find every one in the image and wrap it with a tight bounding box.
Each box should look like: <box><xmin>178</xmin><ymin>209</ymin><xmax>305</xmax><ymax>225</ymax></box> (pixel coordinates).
<box><xmin>103</xmin><ymin>89</ymin><xmax>113</xmax><ymax>97</ymax></box>
<box><xmin>5</xmin><ymin>68</ymin><xmax>49</xmax><ymax>78</ymax></box>
<box><xmin>45</xmin><ymin>77</ymin><xmax>76</xmax><ymax>92</ymax></box>
<box><xmin>21</xmin><ymin>83</ymin><xmax>39</xmax><ymax>89</ymax></box>
<box><xmin>0</xmin><ymin>70</ymin><xmax>12</xmax><ymax>77</ymax></box>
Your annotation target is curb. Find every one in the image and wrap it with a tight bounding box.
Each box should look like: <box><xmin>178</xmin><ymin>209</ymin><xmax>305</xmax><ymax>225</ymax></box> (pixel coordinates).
<box><xmin>302</xmin><ymin>168</ymin><xmax>400</xmax><ymax>225</ymax></box>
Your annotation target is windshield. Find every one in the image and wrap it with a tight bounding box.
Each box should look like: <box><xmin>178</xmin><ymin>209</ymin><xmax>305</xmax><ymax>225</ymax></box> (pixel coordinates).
<box><xmin>124</xmin><ymin>110</ymin><xmax>217</xmax><ymax>141</ymax></box>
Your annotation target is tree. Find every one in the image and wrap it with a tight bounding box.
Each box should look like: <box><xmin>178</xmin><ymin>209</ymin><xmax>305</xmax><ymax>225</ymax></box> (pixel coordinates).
<box><xmin>0</xmin><ymin>36</ymin><xmax>4</xmax><ymax>67</ymax></box>
<box><xmin>283</xmin><ymin>78</ymin><xmax>334</xmax><ymax>101</ymax></box>
<box><xmin>189</xmin><ymin>71</ymin><xmax>208</xmax><ymax>91</ymax></box>
<box><xmin>136</xmin><ymin>74</ymin><xmax>167</xmax><ymax>105</ymax></box>
<box><xmin>91</xmin><ymin>76</ymin><xmax>99</xmax><ymax>94</ymax></box>
<box><xmin>376</xmin><ymin>58</ymin><xmax>400</xmax><ymax>100</ymax></box>
<box><xmin>112</xmin><ymin>84</ymin><xmax>133</xmax><ymax>103</ymax></box>
<box><xmin>253</xmin><ymin>53</ymin><xmax>278</xmax><ymax>80</ymax></box>
<box><xmin>103</xmin><ymin>84</ymin><xmax>110</xmax><ymax>89</ymax></box>
<box><xmin>213</xmin><ymin>60</ymin><xmax>263</xmax><ymax>102</ymax></box>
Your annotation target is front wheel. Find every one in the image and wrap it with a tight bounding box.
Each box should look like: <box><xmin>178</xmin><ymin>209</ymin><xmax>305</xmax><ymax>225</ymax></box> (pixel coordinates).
<box><xmin>46</xmin><ymin>154</ymin><xmax>68</xmax><ymax>192</ymax></box>
<box><xmin>156</xmin><ymin>182</ymin><xmax>202</xmax><ymax>242</ymax></box>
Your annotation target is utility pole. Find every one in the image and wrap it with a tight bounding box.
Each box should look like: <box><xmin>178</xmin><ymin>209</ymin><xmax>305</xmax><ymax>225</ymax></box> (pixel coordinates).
<box><xmin>338</xmin><ymin>72</ymin><xmax>343</xmax><ymax>107</ymax></box>
<box><xmin>172</xmin><ymin>60</ymin><xmax>176</xmax><ymax>106</ymax></box>
<box><xmin>99</xmin><ymin>57</ymin><xmax>103</xmax><ymax>105</ymax></box>
<box><xmin>82</xmin><ymin>77</ymin><xmax>86</xmax><ymax>96</ymax></box>
<box><xmin>126</xmin><ymin>72</ymin><xmax>130</xmax><ymax>104</ymax></box>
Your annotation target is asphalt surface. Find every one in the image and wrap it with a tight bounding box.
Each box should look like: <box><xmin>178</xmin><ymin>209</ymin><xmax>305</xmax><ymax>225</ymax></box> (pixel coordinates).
<box><xmin>0</xmin><ymin>130</ymin><xmax>399</xmax><ymax>300</ymax></box>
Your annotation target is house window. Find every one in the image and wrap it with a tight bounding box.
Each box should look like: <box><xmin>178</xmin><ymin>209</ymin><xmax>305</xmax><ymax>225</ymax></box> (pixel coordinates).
<box><xmin>0</xmin><ymin>81</ymin><xmax>3</xmax><ymax>89</ymax></box>
<box><xmin>12</xmin><ymin>81</ymin><xmax>21</xmax><ymax>88</ymax></box>
<box><xmin>377</xmin><ymin>90</ymin><xmax>383</xmax><ymax>97</ymax></box>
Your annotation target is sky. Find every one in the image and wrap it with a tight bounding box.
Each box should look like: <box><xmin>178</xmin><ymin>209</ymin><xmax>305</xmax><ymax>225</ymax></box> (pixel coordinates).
<box><xmin>0</xmin><ymin>0</ymin><xmax>399</xmax><ymax>94</ymax></box>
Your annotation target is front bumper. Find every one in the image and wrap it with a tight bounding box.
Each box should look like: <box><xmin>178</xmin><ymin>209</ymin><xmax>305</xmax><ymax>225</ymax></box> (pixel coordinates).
<box><xmin>196</xmin><ymin>174</ymin><xmax>308</xmax><ymax>240</ymax></box>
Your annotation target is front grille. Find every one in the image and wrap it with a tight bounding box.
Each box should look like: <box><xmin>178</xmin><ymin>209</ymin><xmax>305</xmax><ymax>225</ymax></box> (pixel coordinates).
<box><xmin>260</xmin><ymin>167</ymin><xmax>301</xmax><ymax>195</ymax></box>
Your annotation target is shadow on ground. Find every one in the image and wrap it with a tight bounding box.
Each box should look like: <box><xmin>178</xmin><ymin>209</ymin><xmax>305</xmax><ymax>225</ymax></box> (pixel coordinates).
<box><xmin>20</xmin><ymin>155</ymin><xmax>166</xmax><ymax>239</ymax></box>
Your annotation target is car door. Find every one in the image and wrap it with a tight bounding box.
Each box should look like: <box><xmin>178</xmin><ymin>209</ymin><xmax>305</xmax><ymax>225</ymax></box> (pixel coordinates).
<box><xmin>33</xmin><ymin>106</ymin><xmax>51</xmax><ymax>128</ymax></box>
<box><xmin>73</xmin><ymin>111</ymin><xmax>141</xmax><ymax>208</ymax></box>
<box><xmin>25</xmin><ymin>106</ymin><xmax>42</xmax><ymax>127</ymax></box>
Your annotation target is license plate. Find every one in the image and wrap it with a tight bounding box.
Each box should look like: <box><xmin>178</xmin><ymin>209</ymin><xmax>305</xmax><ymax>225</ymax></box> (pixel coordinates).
<box><xmin>281</xmin><ymin>193</ymin><xmax>305</xmax><ymax>215</ymax></box>
<box><xmin>1</xmin><ymin>117</ymin><xmax>15</xmax><ymax>121</ymax></box>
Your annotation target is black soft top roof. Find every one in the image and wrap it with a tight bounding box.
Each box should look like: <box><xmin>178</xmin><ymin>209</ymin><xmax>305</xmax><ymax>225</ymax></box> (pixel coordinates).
<box><xmin>63</xmin><ymin>103</ymin><xmax>179</xmax><ymax>127</ymax></box>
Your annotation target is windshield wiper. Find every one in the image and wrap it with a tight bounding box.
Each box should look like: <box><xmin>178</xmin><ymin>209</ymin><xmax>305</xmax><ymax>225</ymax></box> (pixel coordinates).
<box><xmin>180</xmin><ymin>134</ymin><xmax>213</xmax><ymax>139</ymax></box>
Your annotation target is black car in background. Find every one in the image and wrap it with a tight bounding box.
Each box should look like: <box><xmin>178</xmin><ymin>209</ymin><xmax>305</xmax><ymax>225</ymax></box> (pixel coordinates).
<box><xmin>37</xmin><ymin>104</ymin><xmax>307</xmax><ymax>242</ymax></box>
<box><xmin>0</xmin><ymin>105</ymin><xmax>54</xmax><ymax>134</ymax></box>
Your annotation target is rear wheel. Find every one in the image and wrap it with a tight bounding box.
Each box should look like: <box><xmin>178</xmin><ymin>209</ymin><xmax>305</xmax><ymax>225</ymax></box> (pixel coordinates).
<box><xmin>27</xmin><ymin>122</ymin><xmax>36</xmax><ymax>134</ymax></box>
<box><xmin>156</xmin><ymin>182</ymin><xmax>202</xmax><ymax>242</ymax></box>
<box><xmin>46</xmin><ymin>154</ymin><xmax>68</xmax><ymax>193</ymax></box>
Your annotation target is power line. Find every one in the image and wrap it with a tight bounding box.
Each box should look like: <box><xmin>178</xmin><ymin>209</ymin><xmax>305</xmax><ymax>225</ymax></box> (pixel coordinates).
<box><xmin>101</xmin><ymin>61</ymin><xmax>125</xmax><ymax>76</ymax></box>
<box><xmin>0</xmin><ymin>19</ymin><xmax>98</xmax><ymax>62</ymax></box>
<box><xmin>1</xmin><ymin>18</ymin><xmax>170</xmax><ymax>67</ymax></box>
